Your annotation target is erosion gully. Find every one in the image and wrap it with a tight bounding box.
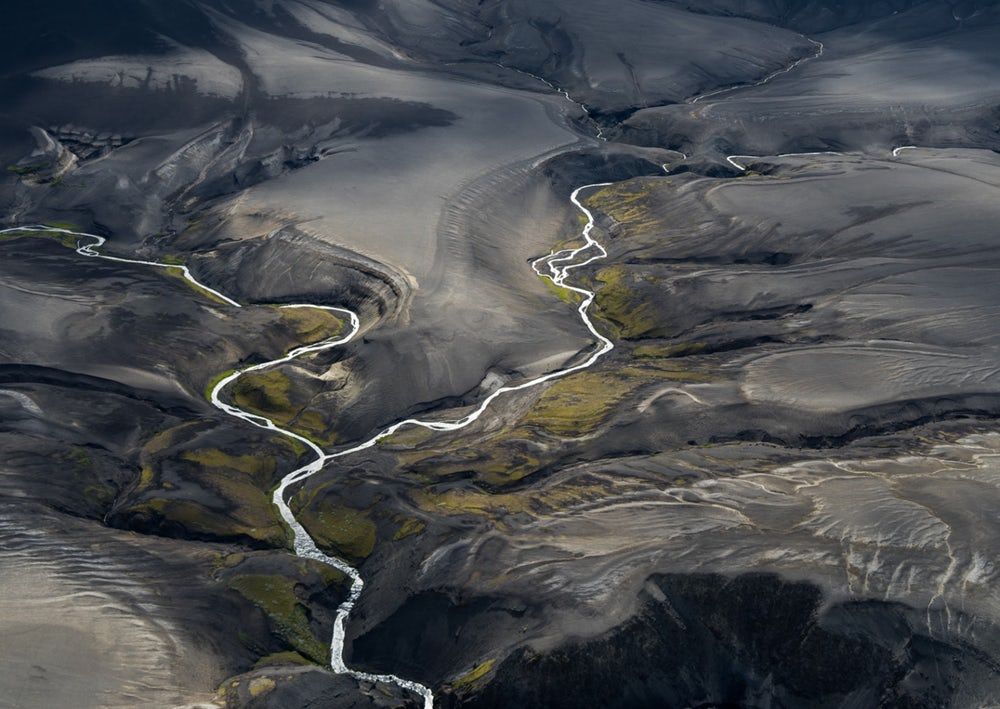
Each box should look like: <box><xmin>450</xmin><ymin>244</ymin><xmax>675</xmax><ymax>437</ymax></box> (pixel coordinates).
<box><xmin>1</xmin><ymin>183</ymin><xmax>612</xmax><ymax>706</ymax></box>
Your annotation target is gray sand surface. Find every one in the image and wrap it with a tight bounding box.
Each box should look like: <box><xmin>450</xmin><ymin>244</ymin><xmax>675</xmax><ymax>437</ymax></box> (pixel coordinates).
<box><xmin>4</xmin><ymin>1</ymin><xmax>1000</xmax><ymax>706</ymax></box>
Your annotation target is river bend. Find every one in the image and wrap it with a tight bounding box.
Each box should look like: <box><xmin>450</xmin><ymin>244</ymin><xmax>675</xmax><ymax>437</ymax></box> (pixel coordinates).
<box><xmin>0</xmin><ymin>181</ymin><xmax>613</xmax><ymax>707</ymax></box>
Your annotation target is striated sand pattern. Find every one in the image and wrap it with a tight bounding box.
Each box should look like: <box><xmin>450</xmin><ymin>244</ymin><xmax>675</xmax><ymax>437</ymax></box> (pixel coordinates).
<box><xmin>4</xmin><ymin>1</ymin><xmax>1000</xmax><ymax>706</ymax></box>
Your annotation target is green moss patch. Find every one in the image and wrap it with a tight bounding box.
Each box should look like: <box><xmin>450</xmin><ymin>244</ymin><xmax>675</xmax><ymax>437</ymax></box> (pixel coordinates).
<box><xmin>397</xmin><ymin>437</ymin><xmax>543</xmax><ymax>488</ymax></box>
<box><xmin>377</xmin><ymin>424</ymin><xmax>436</xmax><ymax>448</ymax></box>
<box><xmin>586</xmin><ymin>179</ymin><xmax>664</xmax><ymax>234</ymax></box>
<box><xmin>134</xmin><ymin>421</ymin><xmax>206</xmax><ymax>493</ymax></box>
<box><xmin>7</xmin><ymin>162</ymin><xmax>50</xmax><ymax>175</ymax></box>
<box><xmin>450</xmin><ymin>658</ymin><xmax>496</xmax><ymax>691</ymax></box>
<box><xmin>181</xmin><ymin>447</ymin><xmax>276</xmax><ymax>482</ymax></box>
<box><xmin>228</xmin><ymin>574</ymin><xmax>330</xmax><ymax>664</ymax></box>
<box><xmin>521</xmin><ymin>369</ymin><xmax>641</xmax><ymax>437</ymax></box>
<box><xmin>591</xmin><ymin>265</ymin><xmax>661</xmax><ymax>339</ymax></box>
<box><xmin>124</xmin><ymin>426</ymin><xmax>292</xmax><ymax>547</ymax></box>
<box><xmin>392</xmin><ymin>516</ymin><xmax>426</xmax><ymax>541</ymax></box>
<box><xmin>159</xmin><ymin>264</ymin><xmax>233</xmax><ymax>305</ymax></box>
<box><xmin>232</xmin><ymin>369</ymin><xmax>294</xmax><ymax>423</ymax></box>
<box><xmin>277</xmin><ymin>306</ymin><xmax>344</xmax><ymax>344</ymax></box>
<box><xmin>412</xmin><ymin>478</ymin><xmax>614</xmax><ymax>520</ymax></box>
<box><xmin>634</xmin><ymin>342</ymin><xmax>708</xmax><ymax>359</ymax></box>
<box><xmin>230</xmin><ymin>368</ymin><xmax>336</xmax><ymax>445</ymax></box>
<box><xmin>252</xmin><ymin>651</ymin><xmax>312</xmax><ymax>669</ymax></box>
<box><xmin>539</xmin><ymin>275</ymin><xmax>582</xmax><ymax>304</ymax></box>
<box><xmin>292</xmin><ymin>502</ymin><xmax>377</xmax><ymax>563</ymax></box>
<box><xmin>0</xmin><ymin>228</ymin><xmax>80</xmax><ymax>249</ymax></box>
<box><xmin>124</xmin><ymin>495</ymin><xmax>287</xmax><ymax>548</ymax></box>
<box><xmin>55</xmin><ymin>446</ymin><xmax>92</xmax><ymax>469</ymax></box>
<box><xmin>204</xmin><ymin>368</ymin><xmax>237</xmax><ymax>400</ymax></box>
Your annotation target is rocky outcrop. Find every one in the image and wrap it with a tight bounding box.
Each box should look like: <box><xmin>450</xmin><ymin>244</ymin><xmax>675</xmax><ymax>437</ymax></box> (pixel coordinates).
<box><xmin>455</xmin><ymin>573</ymin><xmax>1000</xmax><ymax>708</ymax></box>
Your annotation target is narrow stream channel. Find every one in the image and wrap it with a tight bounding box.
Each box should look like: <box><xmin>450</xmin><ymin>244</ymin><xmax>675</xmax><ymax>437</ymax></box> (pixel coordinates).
<box><xmin>0</xmin><ymin>181</ymin><xmax>613</xmax><ymax>707</ymax></box>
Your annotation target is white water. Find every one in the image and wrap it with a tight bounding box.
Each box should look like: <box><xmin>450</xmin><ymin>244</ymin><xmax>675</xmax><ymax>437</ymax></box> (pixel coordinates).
<box><xmin>0</xmin><ymin>182</ymin><xmax>614</xmax><ymax>707</ymax></box>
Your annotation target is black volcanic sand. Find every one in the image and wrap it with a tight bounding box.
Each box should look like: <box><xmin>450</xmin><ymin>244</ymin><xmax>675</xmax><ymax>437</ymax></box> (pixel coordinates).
<box><xmin>4</xmin><ymin>0</ymin><xmax>1000</xmax><ymax>707</ymax></box>
<box><xmin>0</xmin><ymin>500</ymin><xmax>349</xmax><ymax>709</ymax></box>
<box><xmin>312</xmin><ymin>154</ymin><xmax>1000</xmax><ymax>701</ymax></box>
<box><xmin>618</xmin><ymin>2</ymin><xmax>1000</xmax><ymax>163</ymax></box>
<box><xmin>460</xmin><ymin>573</ymin><xmax>1000</xmax><ymax>708</ymax></box>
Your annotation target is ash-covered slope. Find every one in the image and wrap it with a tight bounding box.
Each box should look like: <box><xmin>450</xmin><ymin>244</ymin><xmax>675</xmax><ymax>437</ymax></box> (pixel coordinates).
<box><xmin>4</xmin><ymin>1</ymin><xmax>1000</xmax><ymax>708</ymax></box>
<box><xmin>619</xmin><ymin>1</ymin><xmax>1000</xmax><ymax>168</ymax></box>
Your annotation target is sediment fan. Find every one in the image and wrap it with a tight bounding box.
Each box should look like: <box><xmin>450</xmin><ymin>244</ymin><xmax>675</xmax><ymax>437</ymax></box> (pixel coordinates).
<box><xmin>2</xmin><ymin>0</ymin><xmax>1000</xmax><ymax>707</ymax></box>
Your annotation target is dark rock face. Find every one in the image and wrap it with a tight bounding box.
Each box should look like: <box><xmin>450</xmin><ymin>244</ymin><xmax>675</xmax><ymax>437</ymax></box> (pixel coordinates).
<box><xmin>460</xmin><ymin>574</ymin><xmax>995</xmax><ymax>709</ymax></box>
<box><xmin>218</xmin><ymin>666</ymin><xmax>422</xmax><ymax>709</ymax></box>
<box><xmin>350</xmin><ymin>591</ymin><xmax>532</xmax><ymax>684</ymax></box>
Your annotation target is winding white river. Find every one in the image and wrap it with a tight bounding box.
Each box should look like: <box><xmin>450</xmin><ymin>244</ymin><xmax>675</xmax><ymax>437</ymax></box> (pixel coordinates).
<box><xmin>0</xmin><ymin>180</ymin><xmax>613</xmax><ymax>707</ymax></box>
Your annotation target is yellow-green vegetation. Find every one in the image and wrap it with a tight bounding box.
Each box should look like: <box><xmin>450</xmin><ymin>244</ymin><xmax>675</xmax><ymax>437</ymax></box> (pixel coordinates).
<box><xmin>6</xmin><ymin>162</ymin><xmax>49</xmax><ymax>175</ymax></box>
<box><xmin>228</xmin><ymin>573</ymin><xmax>329</xmax><ymax>663</ymax></box>
<box><xmin>292</xmin><ymin>502</ymin><xmax>377</xmax><ymax>563</ymax></box>
<box><xmin>231</xmin><ymin>368</ymin><xmax>337</xmax><ymax>445</ymax></box>
<box><xmin>396</xmin><ymin>435</ymin><xmax>543</xmax><ymax>488</ymax></box>
<box><xmin>392</xmin><ymin>515</ymin><xmax>426</xmax><ymax>541</ymax></box>
<box><xmin>128</xmin><ymin>426</ymin><xmax>290</xmax><ymax>547</ymax></box>
<box><xmin>159</xmin><ymin>264</ymin><xmax>232</xmax><ymax>306</ymax></box>
<box><xmin>212</xmin><ymin>551</ymin><xmax>247</xmax><ymax>573</ymax></box>
<box><xmin>377</xmin><ymin>424</ymin><xmax>437</xmax><ymax>448</ymax></box>
<box><xmin>138</xmin><ymin>465</ymin><xmax>156</xmax><ymax>490</ymax></box>
<box><xmin>53</xmin><ymin>446</ymin><xmax>115</xmax><ymax>507</ymax></box>
<box><xmin>626</xmin><ymin>360</ymin><xmax>715</xmax><ymax>382</ymax></box>
<box><xmin>277</xmin><ymin>306</ymin><xmax>344</xmax><ymax>345</ymax></box>
<box><xmin>232</xmin><ymin>369</ymin><xmax>293</xmax><ymax>420</ymax></box>
<box><xmin>249</xmin><ymin>677</ymin><xmax>277</xmax><ymax>698</ymax></box>
<box><xmin>539</xmin><ymin>274</ymin><xmax>582</xmax><ymax>304</ymax></box>
<box><xmin>216</xmin><ymin>679</ymin><xmax>240</xmax><ymax>703</ymax></box>
<box><xmin>586</xmin><ymin>179</ymin><xmax>663</xmax><ymax>234</ymax></box>
<box><xmin>274</xmin><ymin>431</ymin><xmax>309</xmax><ymax>459</ymax></box>
<box><xmin>181</xmin><ymin>447</ymin><xmax>276</xmax><ymax>484</ymax></box>
<box><xmin>522</xmin><ymin>369</ymin><xmax>641</xmax><ymax>437</ymax></box>
<box><xmin>450</xmin><ymin>659</ymin><xmax>496</xmax><ymax>691</ymax></box>
<box><xmin>475</xmin><ymin>445</ymin><xmax>541</xmax><ymax>487</ymax></box>
<box><xmin>591</xmin><ymin>265</ymin><xmax>660</xmax><ymax>339</ymax></box>
<box><xmin>204</xmin><ymin>368</ymin><xmax>237</xmax><ymax>400</ymax></box>
<box><xmin>55</xmin><ymin>446</ymin><xmax>92</xmax><ymax>469</ymax></box>
<box><xmin>82</xmin><ymin>483</ymin><xmax>116</xmax><ymax>507</ymax></box>
<box><xmin>135</xmin><ymin>421</ymin><xmax>205</xmax><ymax>493</ymax></box>
<box><xmin>411</xmin><ymin>477</ymin><xmax>615</xmax><ymax>520</ymax></box>
<box><xmin>396</xmin><ymin>359</ymin><xmax>714</xmax><ymax>488</ymax></box>
<box><xmin>252</xmin><ymin>651</ymin><xmax>312</xmax><ymax>669</ymax></box>
<box><xmin>315</xmin><ymin>561</ymin><xmax>349</xmax><ymax>590</ymax></box>
<box><xmin>192</xmin><ymin>479</ymin><xmax>284</xmax><ymax>544</ymax></box>
<box><xmin>634</xmin><ymin>342</ymin><xmax>708</xmax><ymax>359</ymax></box>
<box><xmin>0</xmin><ymin>228</ymin><xmax>79</xmax><ymax>249</ymax></box>
<box><xmin>126</xmin><ymin>496</ymin><xmax>286</xmax><ymax>547</ymax></box>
